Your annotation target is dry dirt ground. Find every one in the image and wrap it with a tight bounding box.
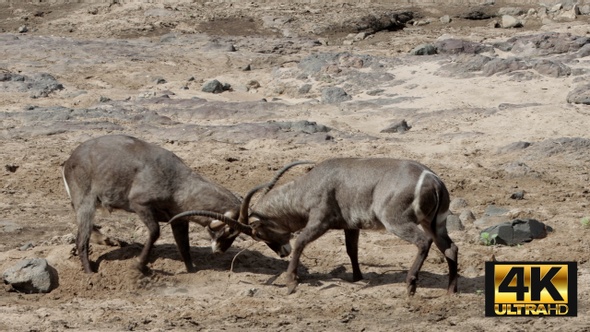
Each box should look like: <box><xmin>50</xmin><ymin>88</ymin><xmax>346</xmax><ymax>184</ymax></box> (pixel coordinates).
<box><xmin>1</xmin><ymin>1</ymin><xmax>590</xmax><ymax>331</ymax></box>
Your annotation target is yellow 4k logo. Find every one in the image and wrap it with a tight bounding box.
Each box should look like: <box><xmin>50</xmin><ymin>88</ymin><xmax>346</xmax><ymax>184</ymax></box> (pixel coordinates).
<box><xmin>485</xmin><ymin>262</ymin><xmax>577</xmax><ymax>316</ymax></box>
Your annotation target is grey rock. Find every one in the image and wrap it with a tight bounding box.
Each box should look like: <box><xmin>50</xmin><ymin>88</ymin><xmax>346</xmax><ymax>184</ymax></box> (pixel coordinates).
<box><xmin>501</xmin><ymin>15</ymin><xmax>523</xmax><ymax>28</ymax></box>
<box><xmin>567</xmin><ymin>83</ymin><xmax>590</xmax><ymax>104</ymax></box>
<box><xmin>459</xmin><ymin>210</ymin><xmax>476</xmax><ymax>224</ymax></box>
<box><xmin>321</xmin><ymin>87</ymin><xmax>352</xmax><ymax>104</ymax></box>
<box><xmin>474</xmin><ymin>215</ymin><xmax>511</xmax><ymax>229</ymax></box>
<box><xmin>532</xmin><ymin>60</ymin><xmax>571</xmax><ymax>77</ymax></box>
<box><xmin>202</xmin><ymin>79</ymin><xmax>225</xmax><ymax>94</ymax></box>
<box><xmin>482</xmin><ymin>57</ymin><xmax>530</xmax><ymax>76</ymax></box>
<box><xmin>19</xmin><ymin>242</ymin><xmax>34</xmax><ymax>251</ymax></box>
<box><xmin>497</xmin><ymin>141</ymin><xmax>531</xmax><ymax>153</ymax></box>
<box><xmin>409</xmin><ymin>44</ymin><xmax>437</xmax><ymax>55</ymax></box>
<box><xmin>438</xmin><ymin>54</ymin><xmax>493</xmax><ymax>77</ymax></box>
<box><xmin>446</xmin><ymin>214</ymin><xmax>465</xmax><ymax>231</ymax></box>
<box><xmin>18</xmin><ymin>26</ymin><xmax>28</xmax><ymax>33</ymax></box>
<box><xmin>0</xmin><ymin>220</ymin><xmax>23</xmax><ymax>233</ymax></box>
<box><xmin>502</xmin><ymin>161</ymin><xmax>538</xmax><ymax>177</ymax></box>
<box><xmin>298</xmin><ymin>84</ymin><xmax>312</xmax><ymax>95</ymax></box>
<box><xmin>380</xmin><ymin>119</ymin><xmax>411</xmax><ymax>133</ymax></box>
<box><xmin>338</xmin><ymin>11</ymin><xmax>413</xmax><ymax>35</ymax></box>
<box><xmin>510</xmin><ymin>191</ymin><xmax>525</xmax><ymax>200</ymax></box>
<box><xmin>484</xmin><ymin>205</ymin><xmax>509</xmax><ymax>217</ymax></box>
<box><xmin>450</xmin><ymin>197</ymin><xmax>469</xmax><ymax>212</ymax></box>
<box><xmin>460</xmin><ymin>8</ymin><xmax>495</xmax><ymax>20</ymax></box>
<box><xmin>495</xmin><ymin>33</ymin><xmax>590</xmax><ymax>56</ymax></box>
<box><xmin>434</xmin><ymin>38</ymin><xmax>493</xmax><ymax>55</ymax></box>
<box><xmin>440</xmin><ymin>15</ymin><xmax>452</xmax><ymax>24</ymax></box>
<box><xmin>3</xmin><ymin>258</ymin><xmax>59</xmax><ymax>293</ymax></box>
<box><xmin>480</xmin><ymin>219</ymin><xmax>549</xmax><ymax>245</ymax></box>
<box><xmin>204</xmin><ymin>40</ymin><xmax>236</xmax><ymax>52</ymax></box>
<box><xmin>366</xmin><ymin>89</ymin><xmax>384</xmax><ymax>96</ymax></box>
<box><xmin>0</xmin><ymin>72</ymin><xmax>64</xmax><ymax>98</ymax></box>
<box><xmin>276</xmin><ymin>120</ymin><xmax>330</xmax><ymax>134</ymax></box>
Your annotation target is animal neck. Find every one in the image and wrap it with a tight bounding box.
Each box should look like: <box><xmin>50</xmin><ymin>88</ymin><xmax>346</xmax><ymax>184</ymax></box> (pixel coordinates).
<box><xmin>254</xmin><ymin>182</ymin><xmax>308</xmax><ymax>232</ymax></box>
<box><xmin>177</xmin><ymin>173</ymin><xmax>241</xmax><ymax>213</ymax></box>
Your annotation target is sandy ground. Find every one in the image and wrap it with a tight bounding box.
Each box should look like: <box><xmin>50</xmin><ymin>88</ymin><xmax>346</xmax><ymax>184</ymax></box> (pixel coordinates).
<box><xmin>1</xmin><ymin>2</ymin><xmax>589</xmax><ymax>331</ymax></box>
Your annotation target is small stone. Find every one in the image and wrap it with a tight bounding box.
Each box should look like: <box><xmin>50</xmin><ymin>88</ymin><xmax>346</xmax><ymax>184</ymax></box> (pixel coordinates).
<box><xmin>202</xmin><ymin>79</ymin><xmax>224</xmax><ymax>94</ymax></box>
<box><xmin>18</xmin><ymin>26</ymin><xmax>28</xmax><ymax>33</ymax></box>
<box><xmin>449</xmin><ymin>198</ymin><xmax>468</xmax><ymax>212</ymax></box>
<box><xmin>446</xmin><ymin>214</ymin><xmax>465</xmax><ymax>231</ymax></box>
<box><xmin>440</xmin><ymin>15</ymin><xmax>452</xmax><ymax>24</ymax></box>
<box><xmin>380</xmin><ymin>120</ymin><xmax>411</xmax><ymax>133</ymax></box>
<box><xmin>510</xmin><ymin>191</ymin><xmax>525</xmax><ymax>200</ymax></box>
<box><xmin>19</xmin><ymin>242</ymin><xmax>34</xmax><ymax>251</ymax></box>
<box><xmin>459</xmin><ymin>210</ymin><xmax>476</xmax><ymax>224</ymax></box>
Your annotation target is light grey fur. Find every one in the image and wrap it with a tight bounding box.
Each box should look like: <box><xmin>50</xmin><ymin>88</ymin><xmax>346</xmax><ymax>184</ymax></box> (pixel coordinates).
<box><xmin>62</xmin><ymin>134</ymin><xmax>241</xmax><ymax>274</ymax></box>
<box><xmin>247</xmin><ymin>158</ymin><xmax>458</xmax><ymax>296</ymax></box>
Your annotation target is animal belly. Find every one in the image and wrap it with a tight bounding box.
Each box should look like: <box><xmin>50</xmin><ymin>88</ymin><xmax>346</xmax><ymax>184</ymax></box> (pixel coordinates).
<box><xmin>349</xmin><ymin>209</ymin><xmax>384</xmax><ymax>230</ymax></box>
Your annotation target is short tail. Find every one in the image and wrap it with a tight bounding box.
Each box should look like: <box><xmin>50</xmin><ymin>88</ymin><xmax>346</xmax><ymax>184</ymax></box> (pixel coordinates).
<box><xmin>62</xmin><ymin>166</ymin><xmax>72</xmax><ymax>200</ymax></box>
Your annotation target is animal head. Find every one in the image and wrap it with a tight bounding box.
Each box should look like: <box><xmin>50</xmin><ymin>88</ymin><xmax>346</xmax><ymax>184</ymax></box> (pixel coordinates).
<box><xmin>249</xmin><ymin>214</ymin><xmax>292</xmax><ymax>257</ymax></box>
<box><xmin>167</xmin><ymin>161</ymin><xmax>314</xmax><ymax>257</ymax></box>
<box><xmin>206</xmin><ymin>219</ymin><xmax>240</xmax><ymax>253</ymax></box>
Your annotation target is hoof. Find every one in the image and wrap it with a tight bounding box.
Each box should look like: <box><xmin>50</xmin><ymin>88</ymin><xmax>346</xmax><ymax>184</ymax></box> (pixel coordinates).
<box><xmin>286</xmin><ymin>280</ymin><xmax>298</xmax><ymax>295</ymax></box>
<box><xmin>135</xmin><ymin>262</ymin><xmax>151</xmax><ymax>275</ymax></box>
<box><xmin>352</xmin><ymin>273</ymin><xmax>363</xmax><ymax>282</ymax></box>
<box><xmin>407</xmin><ymin>283</ymin><xmax>417</xmax><ymax>297</ymax></box>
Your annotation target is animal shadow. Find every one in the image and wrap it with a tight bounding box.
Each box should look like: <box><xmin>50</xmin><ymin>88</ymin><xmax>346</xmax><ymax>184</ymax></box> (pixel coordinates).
<box><xmin>289</xmin><ymin>263</ymin><xmax>486</xmax><ymax>295</ymax></box>
<box><xmin>93</xmin><ymin>242</ymin><xmax>288</xmax><ymax>275</ymax></box>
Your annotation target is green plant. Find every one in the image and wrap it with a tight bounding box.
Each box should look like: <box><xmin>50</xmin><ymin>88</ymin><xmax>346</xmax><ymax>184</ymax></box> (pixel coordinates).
<box><xmin>581</xmin><ymin>216</ymin><xmax>590</xmax><ymax>228</ymax></box>
<box><xmin>480</xmin><ymin>232</ymin><xmax>498</xmax><ymax>246</ymax></box>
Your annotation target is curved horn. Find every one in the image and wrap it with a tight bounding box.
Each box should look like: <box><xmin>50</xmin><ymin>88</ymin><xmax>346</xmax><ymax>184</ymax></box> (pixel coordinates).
<box><xmin>237</xmin><ymin>161</ymin><xmax>315</xmax><ymax>224</ymax></box>
<box><xmin>169</xmin><ymin>210</ymin><xmax>253</xmax><ymax>236</ymax></box>
<box><xmin>262</xmin><ymin>161</ymin><xmax>315</xmax><ymax>196</ymax></box>
<box><xmin>238</xmin><ymin>183</ymin><xmax>269</xmax><ymax>224</ymax></box>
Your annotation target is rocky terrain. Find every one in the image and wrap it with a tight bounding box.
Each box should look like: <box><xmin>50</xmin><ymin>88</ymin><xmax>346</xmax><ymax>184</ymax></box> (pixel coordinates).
<box><xmin>1</xmin><ymin>1</ymin><xmax>590</xmax><ymax>331</ymax></box>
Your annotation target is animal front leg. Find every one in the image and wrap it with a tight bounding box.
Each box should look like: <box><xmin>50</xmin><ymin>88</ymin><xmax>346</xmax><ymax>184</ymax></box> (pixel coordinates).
<box><xmin>285</xmin><ymin>220</ymin><xmax>330</xmax><ymax>295</ymax></box>
<box><xmin>132</xmin><ymin>205</ymin><xmax>160</xmax><ymax>272</ymax></box>
<box><xmin>344</xmin><ymin>229</ymin><xmax>363</xmax><ymax>282</ymax></box>
<box><xmin>171</xmin><ymin>220</ymin><xmax>196</xmax><ymax>273</ymax></box>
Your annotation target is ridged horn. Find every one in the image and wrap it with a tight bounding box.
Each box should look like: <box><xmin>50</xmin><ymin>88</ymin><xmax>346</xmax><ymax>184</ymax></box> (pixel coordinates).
<box><xmin>168</xmin><ymin>210</ymin><xmax>252</xmax><ymax>236</ymax></box>
<box><xmin>239</xmin><ymin>161</ymin><xmax>315</xmax><ymax>222</ymax></box>
<box><xmin>238</xmin><ymin>183</ymin><xmax>269</xmax><ymax>224</ymax></box>
<box><xmin>262</xmin><ymin>160</ymin><xmax>315</xmax><ymax>196</ymax></box>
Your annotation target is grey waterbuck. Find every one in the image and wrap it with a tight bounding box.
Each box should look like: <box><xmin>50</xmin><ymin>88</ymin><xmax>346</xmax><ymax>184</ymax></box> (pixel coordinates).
<box><xmin>62</xmin><ymin>134</ymin><xmax>244</xmax><ymax>273</ymax></box>
<box><xmin>170</xmin><ymin>158</ymin><xmax>458</xmax><ymax>296</ymax></box>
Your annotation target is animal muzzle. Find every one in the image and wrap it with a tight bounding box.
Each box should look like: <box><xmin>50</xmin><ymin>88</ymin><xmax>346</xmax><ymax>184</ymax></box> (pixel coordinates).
<box><xmin>211</xmin><ymin>240</ymin><xmax>223</xmax><ymax>254</ymax></box>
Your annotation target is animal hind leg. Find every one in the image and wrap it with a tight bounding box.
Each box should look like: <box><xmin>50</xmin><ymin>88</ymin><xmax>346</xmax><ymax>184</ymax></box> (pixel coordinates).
<box><xmin>75</xmin><ymin>199</ymin><xmax>96</xmax><ymax>273</ymax></box>
<box><xmin>385</xmin><ymin>214</ymin><xmax>433</xmax><ymax>296</ymax></box>
<box><xmin>431</xmin><ymin>221</ymin><xmax>458</xmax><ymax>294</ymax></box>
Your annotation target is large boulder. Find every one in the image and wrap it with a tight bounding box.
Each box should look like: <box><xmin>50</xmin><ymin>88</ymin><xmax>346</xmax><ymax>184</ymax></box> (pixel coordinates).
<box><xmin>3</xmin><ymin>258</ymin><xmax>59</xmax><ymax>293</ymax></box>
<box><xmin>480</xmin><ymin>219</ymin><xmax>549</xmax><ymax>245</ymax></box>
